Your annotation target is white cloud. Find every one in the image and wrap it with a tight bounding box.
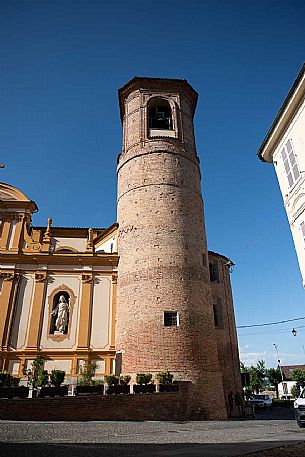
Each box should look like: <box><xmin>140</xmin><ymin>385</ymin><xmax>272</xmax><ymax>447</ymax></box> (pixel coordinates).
<box><xmin>240</xmin><ymin>350</ymin><xmax>303</xmax><ymax>368</ymax></box>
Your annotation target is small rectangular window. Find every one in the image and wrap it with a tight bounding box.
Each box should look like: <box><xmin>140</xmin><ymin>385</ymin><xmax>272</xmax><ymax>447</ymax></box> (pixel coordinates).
<box><xmin>164</xmin><ymin>311</ymin><xmax>179</xmax><ymax>326</ymax></box>
<box><xmin>209</xmin><ymin>262</ymin><xmax>219</xmax><ymax>282</ymax></box>
<box><xmin>213</xmin><ymin>305</ymin><xmax>219</xmax><ymax>328</ymax></box>
<box><xmin>213</xmin><ymin>302</ymin><xmax>223</xmax><ymax>329</ymax></box>
<box><xmin>281</xmin><ymin>139</ymin><xmax>300</xmax><ymax>189</ymax></box>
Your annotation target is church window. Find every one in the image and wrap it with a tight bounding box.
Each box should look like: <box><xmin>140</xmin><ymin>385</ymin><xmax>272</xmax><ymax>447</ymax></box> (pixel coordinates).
<box><xmin>281</xmin><ymin>139</ymin><xmax>300</xmax><ymax>188</ymax></box>
<box><xmin>148</xmin><ymin>99</ymin><xmax>173</xmax><ymax>130</ymax></box>
<box><xmin>213</xmin><ymin>300</ymin><xmax>223</xmax><ymax>329</ymax></box>
<box><xmin>209</xmin><ymin>262</ymin><xmax>219</xmax><ymax>282</ymax></box>
<box><xmin>213</xmin><ymin>305</ymin><xmax>219</xmax><ymax>328</ymax></box>
<box><xmin>164</xmin><ymin>311</ymin><xmax>179</xmax><ymax>326</ymax></box>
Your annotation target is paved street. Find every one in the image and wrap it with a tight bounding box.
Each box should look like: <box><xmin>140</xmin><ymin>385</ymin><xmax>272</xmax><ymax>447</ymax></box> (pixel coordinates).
<box><xmin>0</xmin><ymin>409</ymin><xmax>304</xmax><ymax>457</ymax></box>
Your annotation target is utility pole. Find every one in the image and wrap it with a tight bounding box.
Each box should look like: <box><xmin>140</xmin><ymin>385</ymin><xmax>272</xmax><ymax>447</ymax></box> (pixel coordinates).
<box><xmin>273</xmin><ymin>343</ymin><xmax>287</xmax><ymax>400</ymax></box>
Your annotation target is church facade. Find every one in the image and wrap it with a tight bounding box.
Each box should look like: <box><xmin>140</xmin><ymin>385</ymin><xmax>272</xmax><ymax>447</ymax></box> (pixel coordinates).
<box><xmin>0</xmin><ymin>77</ymin><xmax>241</xmax><ymax>420</ymax></box>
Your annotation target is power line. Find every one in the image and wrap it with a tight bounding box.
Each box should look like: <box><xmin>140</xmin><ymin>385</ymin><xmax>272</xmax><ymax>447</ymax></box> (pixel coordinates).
<box><xmin>237</xmin><ymin>316</ymin><xmax>305</xmax><ymax>329</ymax></box>
<box><xmin>238</xmin><ymin>324</ymin><xmax>305</xmax><ymax>337</ymax></box>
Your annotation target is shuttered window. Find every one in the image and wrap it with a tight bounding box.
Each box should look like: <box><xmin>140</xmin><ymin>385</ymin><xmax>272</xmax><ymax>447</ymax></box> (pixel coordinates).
<box><xmin>281</xmin><ymin>139</ymin><xmax>300</xmax><ymax>188</ymax></box>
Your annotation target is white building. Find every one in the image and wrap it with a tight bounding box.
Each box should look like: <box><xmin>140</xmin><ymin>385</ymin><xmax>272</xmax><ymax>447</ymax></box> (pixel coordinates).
<box><xmin>258</xmin><ymin>63</ymin><xmax>305</xmax><ymax>286</ymax></box>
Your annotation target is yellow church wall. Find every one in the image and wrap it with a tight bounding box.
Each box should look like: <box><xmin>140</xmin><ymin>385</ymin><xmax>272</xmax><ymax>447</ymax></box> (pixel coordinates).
<box><xmin>10</xmin><ymin>274</ymin><xmax>34</xmax><ymax>349</ymax></box>
<box><xmin>40</xmin><ymin>275</ymin><xmax>81</xmax><ymax>350</ymax></box>
<box><xmin>53</xmin><ymin>237</ymin><xmax>87</xmax><ymax>252</ymax></box>
<box><xmin>44</xmin><ymin>359</ymin><xmax>72</xmax><ymax>373</ymax></box>
<box><xmin>90</xmin><ymin>276</ymin><xmax>112</xmax><ymax>349</ymax></box>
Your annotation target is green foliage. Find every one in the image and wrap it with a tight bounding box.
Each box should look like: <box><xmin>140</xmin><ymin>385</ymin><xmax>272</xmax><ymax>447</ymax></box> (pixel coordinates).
<box><xmin>272</xmin><ymin>398</ymin><xmax>294</xmax><ymax>408</ymax></box>
<box><xmin>291</xmin><ymin>369</ymin><xmax>305</xmax><ymax>387</ymax></box>
<box><xmin>78</xmin><ymin>361</ymin><xmax>98</xmax><ymax>385</ymax></box>
<box><xmin>240</xmin><ymin>360</ymin><xmax>267</xmax><ymax>394</ymax></box>
<box><xmin>105</xmin><ymin>375</ymin><xmax>120</xmax><ymax>386</ymax></box>
<box><xmin>32</xmin><ymin>356</ymin><xmax>44</xmax><ymax>371</ymax></box>
<box><xmin>31</xmin><ymin>356</ymin><xmax>48</xmax><ymax>388</ymax></box>
<box><xmin>119</xmin><ymin>375</ymin><xmax>131</xmax><ymax>385</ymax></box>
<box><xmin>0</xmin><ymin>372</ymin><xmax>20</xmax><ymax>388</ymax></box>
<box><xmin>291</xmin><ymin>385</ymin><xmax>300</xmax><ymax>399</ymax></box>
<box><xmin>155</xmin><ymin>369</ymin><xmax>174</xmax><ymax>385</ymax></box>
<box><xmin>50</xmin><ymin>370</ymin><xmax>65</xmax><ymax>387</ymax></box>
<box><xmin>265</xmin><ymin>367</ymin><xmax>282</xmax><ymax>398</ymax></box>
<box><xmin>136</xmin><ymin>373</ymin><xmax>152</xmax><ymax>385</ymax></box>
<box><xmin>36</xmin><ymin>370</ymin><xmax>49</xmax><ymax>387</ymax></box>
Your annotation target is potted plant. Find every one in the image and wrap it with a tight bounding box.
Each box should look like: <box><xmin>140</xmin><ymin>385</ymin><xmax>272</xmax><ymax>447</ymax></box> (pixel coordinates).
<box><xmin>155</xmin><ymin>369</ymin><xmax>178</xmax><ymax>392</ymax></box>
<box><xmin>106</xmin><ymin>374</ymin><xmax>131</xmax><ymax>395</ymax></box>
<box><xmin>39</xmin><ymin>369</ymin><xmax>68</xmax><ymax>398</ymax></box>
<box><xmin>0</xmin><ymin>372</ymin><xmax>29</xmax><ymax>399</ymax></box>
<box><xmin>75</xmin><ymin>361</ymin><xmax>104</xmax><ymax>396</ymax></box>
<box><xmin>133</xmin><ymin>373</ymin><xmax>156</xmax><ymax>394</ymax></box>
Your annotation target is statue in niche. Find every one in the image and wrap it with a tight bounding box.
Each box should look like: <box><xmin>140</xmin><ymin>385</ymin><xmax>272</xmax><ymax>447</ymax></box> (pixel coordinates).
<box><xmin>51</xmin><ymin>294</ymin><xmax>70</xmax><ymax>334</ymax></box>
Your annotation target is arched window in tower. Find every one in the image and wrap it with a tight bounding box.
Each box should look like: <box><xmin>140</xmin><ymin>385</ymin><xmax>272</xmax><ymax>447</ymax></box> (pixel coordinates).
<box><xmin>148</xmin><ymin>99</ymin><xmax>173</xmax><ymax>131</ymax></box>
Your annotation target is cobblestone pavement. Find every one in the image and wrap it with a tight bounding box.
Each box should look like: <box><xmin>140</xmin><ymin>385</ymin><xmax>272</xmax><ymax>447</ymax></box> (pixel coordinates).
<box><xmin>0</xmin><ymin>410</ymin><xmax>304</xmax><ymax>456</ymax></box>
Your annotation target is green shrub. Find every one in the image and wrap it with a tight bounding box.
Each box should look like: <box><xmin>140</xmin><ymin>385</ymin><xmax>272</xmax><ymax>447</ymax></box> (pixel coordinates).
<box><xmin>290</xmin><ymin>385</ymin><xmax>300</xmax><ymax>399</ymax></box>
<box><xmin>32</xmin><ymin>356</ymin><xmax>47</xmax><ymax>388</ymax></box>
<box><xmin>0</xmin><ymin>372</ymin><xmax>15</xmax><ymax>388</ymax></box>
<box><xmin>36</xmin><ymin>369</ymin><xmax>49</xmax><ymax>387</ymax></box>
<box><xmin>155</xmin><ymin>369</ymin><xmax>173</xmax><ymax>385</ymax></box>
<box><xmin>11</xmin><ymin>377</ymin><xmax>20</xmax><ymax>387</ymax></box>
<box><xmin>119</xmin><ymin>375</ymin><xmax>131</xmax><ymax>385</ymax></box>
<box><xmin>50</xmin><ymin>370</ymin><xmax>65</xmax><ymax>387</ymax></box>
<box><xmin>78</xmin><ymin>361</ymin><xmax>98</xmax><ymax>385</ymax></box>
<box><xmin>105</xmin><ymin>375</ymin><xmax>119</xmax><ymax>386</ymax></box>
<box><xmin>136</xmin><ymin>373</ymin><xmax>152</xmax><ymax>385</ymax></box>
<box><xmin>272</xmin><ymin>398</ymin><xmax>294</xmax><ymax>408</ymax></box>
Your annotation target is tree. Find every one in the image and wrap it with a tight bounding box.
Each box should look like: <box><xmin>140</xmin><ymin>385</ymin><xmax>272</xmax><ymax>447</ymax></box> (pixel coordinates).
<box><xmin>291</xmin><ymin>369</ymin><xmax>305</xmax><ymax>388</ymax></box>
<box><xmin>240</xmin><ymin>360</ymin><xmax>267</xmax><ymax>394</ymax></box>
<box><xmin>266</xmin><ymin>367</ymin><xmax>282</xmax><ymax>399</ymax></box>
<box><xmin>291</xmin><ymin>385</ymin><xmax>300</xmax><ymax>399</ymax></box>
<box><xmin>32</xmin><ymin>356</ymin><xmax>48</xmax><ymax>388</ymax></box>
<box><xmin>79</xmin><ymin>361</ymin><xmax>98</xmax><ymax>385</ymax></box>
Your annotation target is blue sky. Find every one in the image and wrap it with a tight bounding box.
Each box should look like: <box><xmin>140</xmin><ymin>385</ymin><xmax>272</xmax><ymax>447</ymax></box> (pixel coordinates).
<box><xmin>1</xmin><ymin>0</ymin><xmax>305</xmax><ymax>367</ymax></box>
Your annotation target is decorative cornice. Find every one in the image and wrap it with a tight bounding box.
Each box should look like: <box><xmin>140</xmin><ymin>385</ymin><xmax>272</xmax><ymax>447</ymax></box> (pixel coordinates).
<box><xmin>86</xmin><ymin>228</ymin><xmax>94</xmax><ymax>252</ymax></box>
<box><xmin>81</xmin><ymin>273</ymin><xmax>93</xmax><ymax>284</ymax></box>
<box><xmin>112</xmin><ymin>273</ymin><xmax>118</xmax><ymax>284</ymax></box>
<box><xmin>1</xmin><ymin>272</ymin><xmax>19</xmax><ymax>282</ymax></box>
<box><xmin>34</xmin><ymin>272</ymin><xmax>47</xmax><ymax>283</ymax></box>
<box><xmin>43</xmin><ymin>217</ymin><xmax>53</xmax><ymax>242</ymax></box>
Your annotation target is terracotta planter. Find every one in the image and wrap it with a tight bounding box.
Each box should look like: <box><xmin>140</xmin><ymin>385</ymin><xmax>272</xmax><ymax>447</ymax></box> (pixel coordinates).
<box><xmin>133</xmin><ymin>384</ymin><xmax>156</xmax><ymax>394</ymax></box>
<box><xmin>75</xmin><ymin>385</ymin><xmax>104</xmax><ymax>396</ymax></box>
<box><xmin>0</xmin><ymin>386</ymin><xmax>29</xmax><ymax>399</ymax></box>
<box><xmin>39</xmin><ymin>386</ymin><xmax>68</xmax><ymax>398</ymax></box>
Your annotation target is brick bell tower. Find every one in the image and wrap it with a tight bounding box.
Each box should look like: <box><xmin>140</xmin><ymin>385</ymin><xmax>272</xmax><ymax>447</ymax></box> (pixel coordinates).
<box><xmin>116</xmin><ymin>77</ymin><xmax>227</xmax><ymax>420</ymax></box>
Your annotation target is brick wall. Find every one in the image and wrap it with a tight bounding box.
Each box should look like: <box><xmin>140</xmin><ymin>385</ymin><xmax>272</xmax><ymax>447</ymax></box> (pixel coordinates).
<box><xmin>0</xmin><ymin>383</ymin><xmax>192</xmax><ymax>422</ymax></box>
<box><xmin>209</xmin><ymin>252</ymin><xmax>242</xmax><ymax>414</ymax></box>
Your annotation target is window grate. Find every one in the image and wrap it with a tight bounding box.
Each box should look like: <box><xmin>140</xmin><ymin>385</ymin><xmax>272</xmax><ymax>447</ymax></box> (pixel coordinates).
<box><xmin>164</xmin><ymin>311</ymin><xmax>178</xmax><ymax>326</ymax></box>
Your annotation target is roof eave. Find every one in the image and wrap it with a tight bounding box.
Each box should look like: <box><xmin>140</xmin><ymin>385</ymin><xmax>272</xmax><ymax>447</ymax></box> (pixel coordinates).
<box><xmin>258</xmin><ymin>62</ymin><xmax>305</xmax><ymax>163</ymax></box>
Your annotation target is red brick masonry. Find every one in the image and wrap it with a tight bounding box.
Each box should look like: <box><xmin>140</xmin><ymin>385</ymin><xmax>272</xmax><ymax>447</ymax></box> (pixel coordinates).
<box><xmin>0</xmin><ymin>384</ymin><xmax>192</xmax><ymax>421</ymax></box>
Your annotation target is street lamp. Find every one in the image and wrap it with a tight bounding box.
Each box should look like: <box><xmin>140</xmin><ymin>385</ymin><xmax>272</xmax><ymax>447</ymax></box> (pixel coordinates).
<box><xmin>273</xmin><ymin>343</ymin><xmax>287</xmax><ymax>400</ymax></box>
